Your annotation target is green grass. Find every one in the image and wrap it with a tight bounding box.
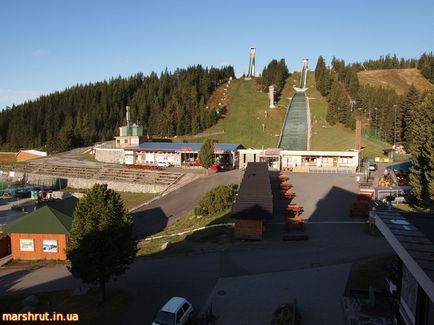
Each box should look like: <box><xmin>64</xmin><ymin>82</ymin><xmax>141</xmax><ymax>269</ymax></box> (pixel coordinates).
<box><xmin>358</xmin><ymin>68</ymin><xmax>433</xmax><ymax>95</ymax></box>
<box><xmin>137</xmin><ymin>209</ymin><xmax>232</xmax><ymax>256</ymax></box>
<box><xmin>61</xmin><ymin>187</ymin><xmax>157</xmax><ymax>210</ymax></box>
<box><xmin>393</xmin><ymin>204</ymin><xmax>433</xmax><ymax>213</ymax></box>
<box><xmin>345</xmin><ymin>254</ymin><xmax>397</xmax><ymax>295</ymax></box>
<box><xmin>118</xmin><ymin>192</ymin><xmax>158</xmax><ymax>210</ymax></box>
<box><xmin>82</xmin><ymin>152</ymin><xmax>98</xmax><ymax>162</ymax></box>
<box><xmin>0</xmin><ymin>288</ymin><xmax>131</xmax><ymax>325</ymax></box>
<box><xmin>307</xmin><ymin>72</ymin><xmax>389</xmax><ymax>158</ymax></box>
<box><xmin>173</xmin><ymin>78</ymin><xmax>286</xmax><ymax>148</ymax></box>
<box><xmin>277</xmin><ymin>73</ymin><xmax>299</xmax><ymax>108</ymax></box>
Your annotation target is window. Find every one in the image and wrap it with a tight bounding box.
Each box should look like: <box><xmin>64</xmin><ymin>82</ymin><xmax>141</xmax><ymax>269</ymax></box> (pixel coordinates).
<box><xmin>253</xmin><ymin>154</ymin><xmax>256</xmax><ymax>162</ymax></box>
<box><xmin>339</xmin><ymin>157</ymin><xmax>353</xmax><ymax>164</ymax></box>
<box><xmin>176</xmin><ymin>308</ymin><xmax>184</xmax><ymax>323</ymax></box>
<box><xmin>182</xmin><ymin>302</ymin><xmax>190</xmax><ymax>312</ymax></box>
<box><xmin>243</xmin><ymin>154</ymin><xmax>246</xmax><ymax>164</ymax></box>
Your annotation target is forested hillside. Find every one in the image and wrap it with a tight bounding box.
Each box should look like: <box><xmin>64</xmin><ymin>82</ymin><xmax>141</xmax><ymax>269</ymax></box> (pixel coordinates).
<box><xmin>314</xmin><ymin>53</ymin><xmax>433</xmax><ymax>146</ymax></box>
<box><xmin>314</xmin><ymin>53</ymin><xmax>434</xmax><ymax>205</ymax></box>
<box><xmin>0</xmin><ymin>65</ymin><xmax>234</xmax><ymax>152</ymax></box>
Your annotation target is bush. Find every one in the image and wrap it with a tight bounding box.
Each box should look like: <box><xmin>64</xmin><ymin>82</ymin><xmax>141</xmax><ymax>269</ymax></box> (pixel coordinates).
<box><xmin>194</xmin><ymin>184</ymin><xmax>238</xmax><ymax>217</ymax></box>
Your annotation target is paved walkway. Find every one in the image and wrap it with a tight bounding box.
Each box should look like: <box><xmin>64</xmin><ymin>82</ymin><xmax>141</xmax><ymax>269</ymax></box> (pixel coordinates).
<box><xmin>204</xmin><ymin>263</ymin><xmax>351</xmax><ymax>325</ymax></box>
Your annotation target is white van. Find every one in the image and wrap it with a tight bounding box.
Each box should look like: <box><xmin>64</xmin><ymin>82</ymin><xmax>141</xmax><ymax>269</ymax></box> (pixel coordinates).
<box><xmin>152</xmin><ymin>297</ymin><xmax>193</xmax><ymax>325</ymax></box>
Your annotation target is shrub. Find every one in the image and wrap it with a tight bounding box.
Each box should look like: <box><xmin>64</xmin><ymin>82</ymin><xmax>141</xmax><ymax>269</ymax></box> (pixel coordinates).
<box><xmin>194</xmin><ymin>184</ymin><xmax>238</xmax><ymax>217</ymax></box>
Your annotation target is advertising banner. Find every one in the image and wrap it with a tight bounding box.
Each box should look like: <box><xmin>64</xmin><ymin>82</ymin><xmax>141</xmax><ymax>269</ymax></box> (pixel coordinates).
<box><xmin>43</xmin><ymin>239</ymin><xmax>58</xmax><ymax>253</ymax></box>
<box><xmin>19</xmin><ymin>239</ymin><xmax>34</xmax><ymax>251</ymax></box>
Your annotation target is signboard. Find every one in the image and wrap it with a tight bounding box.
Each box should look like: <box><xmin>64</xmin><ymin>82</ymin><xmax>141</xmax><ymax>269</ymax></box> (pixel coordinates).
<box><xmin>214</xmin><ymin>147</ymin><xmax>224</xmax><ymax>154</ymax></box>
<box><xmin>180</xmin><ymin>146</ymin><xmax>193</xmax><ymax>152</ymax></box>
<box><xmin>262</xmin><ymin>149</ymin><xmax>280</xmax><ymax>156</ymax></box>
<box><xmin>19</xmin><ymin>239</ymin><xmax>34</xmax><ymax>251</ymax></box>
<box><xmin>43</xmin><ymin>240</ymin><xmax>58</xmax><ymax>253</ymax></box>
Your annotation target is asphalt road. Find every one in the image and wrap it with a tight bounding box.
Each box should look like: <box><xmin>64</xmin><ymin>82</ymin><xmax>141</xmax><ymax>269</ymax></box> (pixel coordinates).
<box><xmin>132</xmin><ymin>169</ymin><xmax>244</xmax><ymax>238</ymax></box>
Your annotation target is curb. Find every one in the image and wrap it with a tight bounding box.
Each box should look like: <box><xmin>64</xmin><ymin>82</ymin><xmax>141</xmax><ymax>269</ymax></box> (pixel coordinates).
<box><xmin>143</xmin><ymin>223</ymin><xmax>234</xmax><ymax>241</ymax></box>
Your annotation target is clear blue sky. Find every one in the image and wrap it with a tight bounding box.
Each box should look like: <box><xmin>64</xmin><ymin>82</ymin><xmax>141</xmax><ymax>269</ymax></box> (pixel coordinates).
<box><xmin>1</xmin><ymin>0</ymin><xmax>433</xmax><ymax>109</ymax></box>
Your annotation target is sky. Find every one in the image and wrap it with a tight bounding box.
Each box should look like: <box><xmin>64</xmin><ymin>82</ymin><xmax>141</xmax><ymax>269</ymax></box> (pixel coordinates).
<box><xmin>0</xmin><ymin>0</ymin><xmax>433</xmax><ymax>109</ymax></box>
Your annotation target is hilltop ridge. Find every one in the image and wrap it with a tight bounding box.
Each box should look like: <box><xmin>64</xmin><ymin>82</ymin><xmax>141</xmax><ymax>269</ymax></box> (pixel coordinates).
<box><xmin>357</xmin><ymin>68</ymin><xmax>433</xmax><ymax>95</ymax></box>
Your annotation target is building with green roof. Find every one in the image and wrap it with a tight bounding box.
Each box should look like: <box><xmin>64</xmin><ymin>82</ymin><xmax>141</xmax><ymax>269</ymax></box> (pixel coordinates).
<box><xmin>3</xmin><ymin>197</ymin><xmax>78</xmax><ymax>260</ymax></box>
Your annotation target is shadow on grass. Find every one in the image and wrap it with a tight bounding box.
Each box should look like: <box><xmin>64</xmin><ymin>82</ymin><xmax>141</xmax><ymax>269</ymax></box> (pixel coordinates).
<box><xmin>344</xmin><ymin>254</ymin><xmax>398</xmax><ymax>296</ymax></box>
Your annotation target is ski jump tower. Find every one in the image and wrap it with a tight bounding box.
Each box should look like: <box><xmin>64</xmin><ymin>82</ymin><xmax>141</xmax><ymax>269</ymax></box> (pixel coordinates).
<box><xmin>246</xmin><ymin>47</ymin><xmax>256</xmax><ymax>79</ymax></box>
<box><xmin>294</xmin><ymin>59</ymin><xmax>309</xmax><ymax>92</ymax></box>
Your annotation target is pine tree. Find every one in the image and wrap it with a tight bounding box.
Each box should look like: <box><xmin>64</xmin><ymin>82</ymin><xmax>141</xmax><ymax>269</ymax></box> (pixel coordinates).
<box><xmin>408</xmin><ymin>90</ymin><xmax>434</xmax><ymax>206</ymax></box>
<box><xmin>400</xmin><ymin>85</ymin><xmax>420</xmax><ymax>150</ymax></box>
<box><xmin>67</xmin><ymin>184</ymin><xmax>137</xmax><ymax>302</ymax></box>
<box><xmin>199</xmin><ymin>138</ymin><xmax>215</xmax><ymax>174</ymax></box>
<box><xmin>315</xmin><ymin>56</ymin><xmax>332</xmax><ymax>96</ymax></box>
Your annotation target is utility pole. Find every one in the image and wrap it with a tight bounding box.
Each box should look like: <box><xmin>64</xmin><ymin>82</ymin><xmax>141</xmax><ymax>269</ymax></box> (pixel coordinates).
<box><xmin>393</xmin><ymin>104</ymin><xmax>397</xmax><ymax>161</ymax></box>
<box><xmin>374</xmin><ymin>107</ymin><xmax>378</xmax><ymax>139</ymax></box>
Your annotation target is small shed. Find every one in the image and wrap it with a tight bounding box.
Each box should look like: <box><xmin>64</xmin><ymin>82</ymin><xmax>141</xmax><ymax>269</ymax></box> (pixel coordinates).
<box><xmin>2</xmin><ymin>197</ymin><xmax>78</xmax><ymax>260</ymax></box>
<box><xmin>231</xmin><ymin>162</ymin><xmax>273</xmax><ymax>240</ymax></box>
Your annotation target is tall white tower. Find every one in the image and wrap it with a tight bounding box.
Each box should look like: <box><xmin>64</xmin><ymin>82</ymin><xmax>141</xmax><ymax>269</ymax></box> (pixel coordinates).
<box><xmin>268</xmin><ymin>85</ymin><xmax>276</xmax><ymax>108</ymax></box>
<box><xmin>247</xmin><ymin>47</ymin><xmax>256</xmax><ymax>79</ymax></box>
<box><xmin>301</xmin><ymin>59</ymin><xmax>309</xmax><ymax>89</ymax></box>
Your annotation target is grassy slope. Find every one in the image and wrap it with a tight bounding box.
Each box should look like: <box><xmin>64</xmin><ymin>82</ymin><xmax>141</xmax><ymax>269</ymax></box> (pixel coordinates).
<box><xmin>357</xmin><ymin>68</ymin><xmax>433</xmax><ymax>95</ymax></box>
<box><xmin>137</xmin><ymin>209</ymin><xmax>231</xmax><ymax>256</ymax></box>
<box><xmin>174</xmin><ymin>78</ymin><xmax>286</xmax><ymax>148</ymax></box>
<box><xmin>307</xmin><ymin>72</ymin><xmax>388</xmax><ymax>158</ymax></box>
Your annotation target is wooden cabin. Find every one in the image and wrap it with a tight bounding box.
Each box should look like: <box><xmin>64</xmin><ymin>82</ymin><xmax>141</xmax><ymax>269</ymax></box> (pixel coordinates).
<box><xmin>2</xmin><ymin>197</ymin><xmax>78</xmax><ymax>260</ymax></box>
<box><xmin>231</xmin><ymin>162</ymin><xmax>273</xmax><ymax>240</ymax></box>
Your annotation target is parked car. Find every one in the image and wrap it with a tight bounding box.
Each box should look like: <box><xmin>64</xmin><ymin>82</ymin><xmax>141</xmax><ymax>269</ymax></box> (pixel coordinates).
<box><xmin>156</xmin><ymin>161</ymin><xmax>170</xmax><ymax>168</ymax></box>
<box><xmin>152</xmin><ymin>297</ymin><xmax>193</xmax><ymax>325</ymax></box>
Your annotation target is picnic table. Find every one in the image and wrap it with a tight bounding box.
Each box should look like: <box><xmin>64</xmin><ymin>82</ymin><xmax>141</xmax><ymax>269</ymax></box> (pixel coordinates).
<box><xmin>280</xmin><ymin>182</ymin><xmax>293</xmax><ymax>190</ymax></box>
<box><xmin>284</xmin><ymin>204</ymin><xmax>303</xmax><ymax>217</ymax></box>
<box><xmin>278</xmin><ymin>174</ymin><xmax>289</xmax><ymax>181</ymax></box>
<box><xmin>286</xmin><ymin>216</ymin><xmax>304</xmax><ymax>230</ymax></box>
<box><xmin>280</xmin><ymin>190</ymin><xmax>295</xmax><ymax>199</ymax></box>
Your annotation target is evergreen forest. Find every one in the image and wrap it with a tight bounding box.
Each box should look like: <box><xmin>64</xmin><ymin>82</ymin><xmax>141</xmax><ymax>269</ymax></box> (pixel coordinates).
<box><xmin>0</xmin><ymin>65</ymin><xmax>235</xmax><ymax>152</ymax></box>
